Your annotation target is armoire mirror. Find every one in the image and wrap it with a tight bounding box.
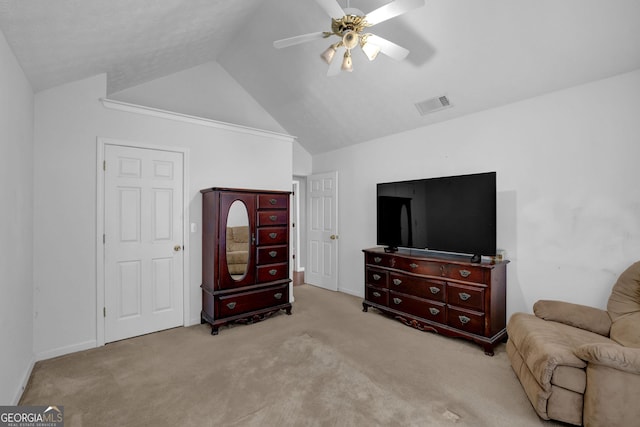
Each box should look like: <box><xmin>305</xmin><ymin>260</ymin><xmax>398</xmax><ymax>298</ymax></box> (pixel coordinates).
<box><xmin>226</xmin><ymin>200</ymin><xmax>250</xmax><ymax>280</ymax></box>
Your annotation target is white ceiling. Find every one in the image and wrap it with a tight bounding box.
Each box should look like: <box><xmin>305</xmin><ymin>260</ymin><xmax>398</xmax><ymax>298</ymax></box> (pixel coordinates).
<box><xmin>2</xmin><ymin>0</ymin><xmax>640</xmax><ymax>154</ymax></box>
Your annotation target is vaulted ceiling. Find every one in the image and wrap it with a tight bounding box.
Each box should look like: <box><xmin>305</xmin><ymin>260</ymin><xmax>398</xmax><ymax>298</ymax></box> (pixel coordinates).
<box><xmin>2</xmin><ymin>0</ymin><xmax>640</xmax><ymax>154</ymax></box>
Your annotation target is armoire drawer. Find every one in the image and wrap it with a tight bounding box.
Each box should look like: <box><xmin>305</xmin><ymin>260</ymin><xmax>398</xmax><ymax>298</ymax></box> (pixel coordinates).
<box><xmin>258</xmin><ymin>194</ymin><xmax>288</xmax><ymax>210</ymax></box>
<box><xmin>217</xmin><ymin>284</ymin><xmax>289</xmax><ymax>317</ymax></box>
<box><xmin>257</xmin><ymin>210</ymin><xmax>288</xmax><ymax>226</ymax></box>
<box><xmin>256</xmin><ymin>227</ymin><xmax>287</xmax><ymax>245</ymax></box>
<box><xmin>257</xmin><ymin>263</ymin><xmax>289</xmax><ymax>283</ymax></box>
<box><xmin>257</xmin><ymin>245</ymin><xmax>288</xmax><ymax>264</ymax></box>
<box><xmin>388</xmin><ymin>273</ymin><xmax>445</xmax><ymax>302</ymax></box>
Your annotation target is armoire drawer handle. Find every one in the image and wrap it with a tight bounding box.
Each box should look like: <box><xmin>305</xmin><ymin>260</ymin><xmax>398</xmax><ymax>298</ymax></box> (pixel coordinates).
<box><xmin>372</xmin><ymin>292</ymin><xmax>381</xmax><ymax>298</ymax></box>
<box><xmin>409</xmin><ymin>263</ymin><xmax>418</xmax><ymax>269</ymax></box>
<box><xmin>459</xmin><ymin>269</ymin><xmax>471</xmax><ymax>278</ymax></box>
<box><xmin>392</xmin><ymin>279</ymin><xmax>402</xmax><ymax>286</ymax></box>
<box><xmin>429</xmin><ymin>287</ymin><xmax>440</xmax><ymax>294</ymax></box>
<box><xmin>372</xmin><ymin>274</ymin><xmax>381</xmax><ymax>281</ymax></box>
<box><xmin>269</xmin><ymin>215</ymin><xmax>277</xmax><ymax>221</ymax></box>
<box><xmin>429</xmin><ymin>308</ymin><xmax>440</xmax><ymax>316</ymax></box>
<box><xmin>269</xmin><ymin>269</ymin><xmax>278</xmax><ymax>276</ymax></box>
<box><xmin>458</xmin><ymin>315</ymin><xmax>471</xmax><ymax>324</ymax></box>
<box><xmin>274</xmin><ymin>293</ymin><xmax>283</xmax><ymax>300</ymax></box>
<box><xmin>269</xmin><ymin>198</ymin><xmax>277</xmax><ymax>205</ymax></box>
<box><xmin>373</xmin><ymin>257</ymin><xmax>382</xmax><ymax>263</ymax></box>
<box><xmin>269</xmin><ymin>251</ymin><xmax>278</xmax><ymax>258</ymax></box>
<box><xmin>226</xmin><ymin>302</ymin><xmax>236</xmax><ymax>310</ymax></box>
<box><xmin>269</xmin><ymin>232</ymin><xmax>278</xmax><ymax>239</ymax></box>
<box><xmin>393</xmin><ymin>298</ymin><xmax>402</xmax><ymax>305</ymax></box>
<box><xmin>459</xmin><ymin>292</ymin><xmax>471</xmax><ymax>301</ymax></box>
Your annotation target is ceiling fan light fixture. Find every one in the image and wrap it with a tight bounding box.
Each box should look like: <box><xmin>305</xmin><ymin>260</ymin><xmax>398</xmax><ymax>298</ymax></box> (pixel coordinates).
<box><xmin>342</xmin><ymin>30</ymin><xmax>359</xmax><ymax>49</ymax></box>
<box><xmin>321</xmin><ymin>45</ymin><xmax>337</xmax><ymax>64</ymax></box>
<box><xmin>341</xmin><ymin>50</ymin><xmax>353</xmax><ymax>72</ymax></box>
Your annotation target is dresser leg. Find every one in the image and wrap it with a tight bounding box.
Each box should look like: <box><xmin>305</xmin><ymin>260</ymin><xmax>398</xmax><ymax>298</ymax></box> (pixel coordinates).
<box><xmin>483</xmin><ymin>343</ymin><xmax>494</xmax><ymax>356</ymax></box>
<box><xmin>285</xmin><ymin>306</ymin><xmax>292</xmax><ymax>315</ymax></box>
<box><xmin>362</xmin><ymin>302</ymin><xmax>369</xmax><ymax>312</ymax></box>
<box><xmin>211</xmin><ymin>326</ymin><xmax>219</xmax><ymax>336</ymax></box>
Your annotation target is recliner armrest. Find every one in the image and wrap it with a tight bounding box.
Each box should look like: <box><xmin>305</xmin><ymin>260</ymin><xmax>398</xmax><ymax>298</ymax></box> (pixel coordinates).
<box><xmin>575</xmin><ymin>342</ymin><xmax>640</xmax><ymax>374</ymax></box>
<box><xmin>533</xmin><ymin>300</ymin><xmax>612</xmax><ymax>336</ymax></box>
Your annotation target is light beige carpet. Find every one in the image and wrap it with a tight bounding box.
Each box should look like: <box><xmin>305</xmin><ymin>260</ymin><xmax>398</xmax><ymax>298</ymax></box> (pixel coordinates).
<box><xmin>21</xmin><ymin>285</ymin><xmax>562</xmax><ymax>426</ymax></box>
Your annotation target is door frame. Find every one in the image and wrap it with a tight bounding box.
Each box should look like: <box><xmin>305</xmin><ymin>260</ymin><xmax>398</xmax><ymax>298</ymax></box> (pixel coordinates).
<box><xmin>96</xmin><ymin>137</ymin><xmax>190</xmax><ymax>347</ymax></box>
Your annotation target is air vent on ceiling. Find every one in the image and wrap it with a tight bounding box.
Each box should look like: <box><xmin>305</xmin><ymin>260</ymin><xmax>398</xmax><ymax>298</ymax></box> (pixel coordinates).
<box><xmin>415</xmin><ymin>95</ymin><xmax>452</xmax><ymax>116</ymax></box>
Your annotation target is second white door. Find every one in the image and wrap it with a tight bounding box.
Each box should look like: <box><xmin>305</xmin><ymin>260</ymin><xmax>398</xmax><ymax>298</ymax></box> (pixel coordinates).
<box><xmin>306</xmin><ymin>171</ymin><xmax>338</xmax><ymax>291</ymax></box>
<box><xmin>104</xmin><ymin>144</ymin><xmax>184</xmax><ymax>342</ymax></box>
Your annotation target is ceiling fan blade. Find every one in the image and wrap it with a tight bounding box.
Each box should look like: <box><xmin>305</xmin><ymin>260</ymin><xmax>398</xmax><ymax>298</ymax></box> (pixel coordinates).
<box><xmin>365</xmin><ymin>0</ymin><xmax>425</xmax><ymax>26</ymax></box>
<box><xmin>315</xmin><ymin>0</ymin><xmax>345</xmax><ymax>19</ymax></box>
<box><xmin>273</xmin><ymin>32</ymin><xmax>326</xmax><ymax>49</ymax></box>
<box><xmin>365</xmin><ymin>35</ymin><xmax>409</xmax><ymax>61</ymax></box>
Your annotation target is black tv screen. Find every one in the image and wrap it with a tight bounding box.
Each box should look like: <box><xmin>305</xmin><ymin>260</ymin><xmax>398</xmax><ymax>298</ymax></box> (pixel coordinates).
<box><xmin>376</xmin><ymin>172</ymin><xmax>496</xmax><ymax>256</ymax></box>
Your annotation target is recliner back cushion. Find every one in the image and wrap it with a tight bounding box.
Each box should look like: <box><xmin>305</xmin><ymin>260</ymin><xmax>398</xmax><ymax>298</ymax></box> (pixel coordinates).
<box><xmin>610</xmin><ymin>312</ymin><xmax>640</xmax><ymax>348</ymax></box>
<box><xmin>607</xmin><ymin>261</ymin><xmax>640</xmax><ymax>321</ymax></box>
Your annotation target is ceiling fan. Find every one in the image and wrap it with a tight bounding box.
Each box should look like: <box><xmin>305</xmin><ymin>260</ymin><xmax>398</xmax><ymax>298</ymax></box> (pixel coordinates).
<box><xmin>273</xmin><ymin>0</ymin><xmax>426</xmax><ymax>75</ymax></box>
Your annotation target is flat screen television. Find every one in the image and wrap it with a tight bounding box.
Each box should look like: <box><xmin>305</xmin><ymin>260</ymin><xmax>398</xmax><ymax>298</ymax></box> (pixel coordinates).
<box><xmin>376</xmin><ymin>172</ymin><xmax>496</xmax><ymax>260</ymax></box>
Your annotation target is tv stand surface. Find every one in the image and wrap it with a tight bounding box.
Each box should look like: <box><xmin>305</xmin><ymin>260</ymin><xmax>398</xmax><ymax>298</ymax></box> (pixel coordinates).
<box><xmin>362</xmin><ymin>247</ymin><xmax>509</xmax><ymax>355</ymax></box>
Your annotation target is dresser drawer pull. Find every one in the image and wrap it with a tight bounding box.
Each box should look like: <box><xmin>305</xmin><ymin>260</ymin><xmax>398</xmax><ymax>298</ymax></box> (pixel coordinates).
<box><xmin>410</xmin><ymin>263</ymin><xmax>418</xmax><ymax>269</ymax></box>
<box><xmin>393</xmin><ymin>297</ymin><xmax>402</xmax><ymax>305</ymax></box>
<box><xmin>269</xmin><ymin>269</ymin><xmax>278</xmax><ymax>276</ymax></box>
<box><xmin>429</xmin><ymin>308</ymin><xmax>440</xmax><ymax>316</ymax></box>
<box><xmin>274</xmin><ymin>292</ymin><xmax>283</xmax><ymax>300</ymax></box>
<box><xmin>226</xmin><ymin>302</ymin><xmax>236</xmax><ymax>310</ymax></box>
<box><xmin>269</xmin><ymin>232</ymin><xmax>278</xmax><ymax>239</ymax></box>
<box><xmin>269</xmin><ymin>251</ymin><xmax>278</xmax><ymax>258</ymax></box>
<box><xmin>459</xmin><ymin>269</ymin><xmax>471</xmax><ymax>278</ymax></box>
<box><xmin>269</xmin><ymin>198</ymin><xmax>277</xmax><ymax>205</ymax></box>
<box><xmin>269</xmin><ymin>215</ymin><xmax>278</xmax><ymax>221</ymax></box>
<box><xmin>372</xmin><ymin>291</ymin><xmax>381</xmax><ymax>298</ymax></box>
<box><xmin>392</xmin><ymin>279</ymin><xmax>402</xmax><ymax>286</ymax></box>
<box><xmin>440</xmin><ymin>265</ymin><xmax>446</xmax><ymax>276</ymax></box>
<box><xmin>458</xmin><ymin>315</ymin><xmax>471</xmax><ymax>325</ymax></box>
<box><xmin>373</xmin><ymin>257</ymin><xmax>382</xmax><ymax>263</ymax></box>
<box><xmin>459</xmin><ymin>292</ymin><xmax>471</xmax><ymax>301</ymax></box>
<box><xmin>372</xmin><ymin>274</ymin><xmax>381</xmax><ymax>281</ymax></box>
<box><xmin>429</xmin><ymin>287</ymin><xmax>440</xmax><ymax>294</ymax></box>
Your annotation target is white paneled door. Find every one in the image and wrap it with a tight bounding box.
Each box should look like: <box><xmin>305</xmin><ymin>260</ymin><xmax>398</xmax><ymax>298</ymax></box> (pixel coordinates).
<box><xmin>104</xmin><ymin>145</ymin><xmax>184</xmax><ymax>342</ymax></box>
<box><xmin>306</xmin><ymin>171</ymin><xmax>338</xmax><ymax>291</ymax></box>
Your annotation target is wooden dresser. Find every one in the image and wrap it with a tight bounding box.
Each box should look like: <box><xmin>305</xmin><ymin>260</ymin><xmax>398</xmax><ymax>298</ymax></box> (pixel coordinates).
<box><xmin>362</xmin><ymin>247</ymin><xmax>508</xmax><ymax>355</ymax></box>
<box><xmin>201</xmin><ymin>188</ymin><xmax>292</xmax><ymax>335</ymax></box>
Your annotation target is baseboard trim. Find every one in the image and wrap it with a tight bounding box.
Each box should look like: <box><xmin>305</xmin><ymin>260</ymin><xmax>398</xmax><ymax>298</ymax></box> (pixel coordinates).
<box><xmin>338</xmin><ymin>287</ymin><xmax>363</xmax><ymax>298</ymax></box>
<box><xmin>12</xmin><ymin>355</ymin><xmax>36</xmax><ymax>405</ymax></box>
<box><xmin>35</xmin><ymin>340</ymin><xmax>97</xmax><ymax>362</ymax></box>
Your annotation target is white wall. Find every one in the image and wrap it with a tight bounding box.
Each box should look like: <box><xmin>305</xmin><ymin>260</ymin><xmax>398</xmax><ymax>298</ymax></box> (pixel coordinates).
<box><xmin>313</xmin><ymin>69</ymin><xmax>640</xmax><ymax>318</ymax></box>
<box><xmin>0</xmin><ymin>29</ymin><xmax>35</xmax><ymax>403</ymax></box>
<box><xmin>33</xmin><ymin>73</ymin><xmax>293</xmax><ymax>359</ymax></box>
<box><xmin>110</xmin><ymin>61</ymin><xmax>287</xmax><ymax>135</ymax></box>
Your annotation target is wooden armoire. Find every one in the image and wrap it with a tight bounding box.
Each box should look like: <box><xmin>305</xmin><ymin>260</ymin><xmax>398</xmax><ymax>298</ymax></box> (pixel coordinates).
<box><xmin>200</xmin><ymin>187</ymin><xmax>292</xmax><ymax>335</ymax></box>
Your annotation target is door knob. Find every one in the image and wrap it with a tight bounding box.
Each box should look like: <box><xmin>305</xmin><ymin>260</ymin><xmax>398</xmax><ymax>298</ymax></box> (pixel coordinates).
<box><xmin>330</xmin><ymin>235</ymin><xmax>338</xmax><ymax>240</ymax></box>
<box><xmin>174</xmin><ymin>245</ymin><xmax>182</xmax><ymax>252</ymax></box>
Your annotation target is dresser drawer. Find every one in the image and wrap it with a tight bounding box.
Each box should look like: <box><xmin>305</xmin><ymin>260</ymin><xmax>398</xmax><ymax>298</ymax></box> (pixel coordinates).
<box><xmin>389</xmin><ymin>291</ymin><xmax>444</xmax><ymax>322</ymax></box>
<box><xmin>442</xmin><ymin>264</ymin><xmax>486</xmax><ymax>283</ymax></box>
<box><xmin>447</xmin><ymin>306</ymin><xmax>485</xmax><ymax>335</ymax></box>
<box><xmin>257</xmin><ymin>194</ymin><xmax>288</xmax><ymax>210</ymax></box>
<box><xmin>257</xmin><ymin>210</ymin><xmax>288</xmax><ymax>226</ymax></box>
<box><xmin>366</xmin><ymin>268</ymin><xmax>388</xmax><ymax>288</ymax></box>
<box><xmin>365</xmin><ymin>252</ymin><xmax>393</xmax><ymax>268</ymax></box>
<box><xmin>217</xmin><ymin>284</ymin><xmax>289</xmax><ymax>317</ymax></box>
<box><xmin>388</xmin><ymin>273</ymin><xmax>445</xmax><ymax>302</ymax></box>
<box><xmin>256</xmin><ymin>227</ymin><xmax>287</xmax><ymax>245</ymax></box>
<box><xmin>257</xmin><ymin>263</ymin><xmax>289</xmax><ymax>283</ymax></box>
<box><xmin>394</xmin><ymin>257</ymin><xmax>442</xmax><ymax>276</ymax></box>
<box><xmin>447</xmin><ymin>283</ymin><xmax>485</xmax><ymax>312</ymax></box>
<box><xmin>365</xmin><ymin>285</ymin><xmax>388</xmax><ymax>306</ymax></box>
<box><xmin>257</xmin><ymin>245</ymin><xmax>288</xmax><ymax>264</ymax></box>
